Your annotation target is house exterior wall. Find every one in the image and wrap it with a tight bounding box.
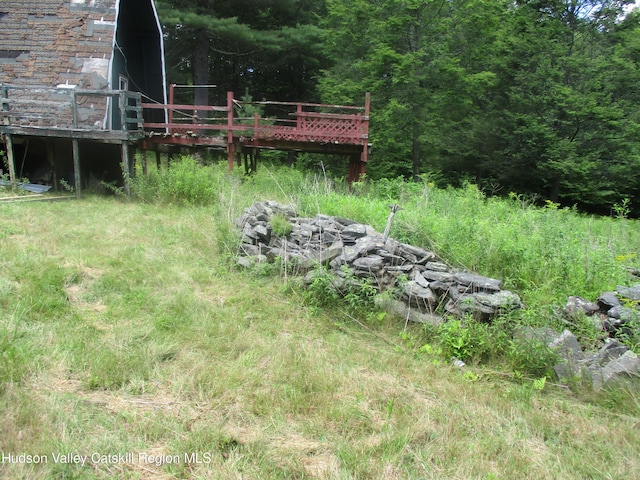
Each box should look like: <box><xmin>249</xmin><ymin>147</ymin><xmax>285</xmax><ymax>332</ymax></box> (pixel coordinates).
<box><xmin>0</xmin><ymin>0</ymin><xmax>166</xmax><ymax>132</ymax></box>
<box><xmin>0</xmin><ymin>0</ymin><xmax>116</xmax><ymax>90</ymax></box>
<box><xmin>0</xmin><ymin>0</ymin><xmax>119</xmax><ymax>129</ymax></box>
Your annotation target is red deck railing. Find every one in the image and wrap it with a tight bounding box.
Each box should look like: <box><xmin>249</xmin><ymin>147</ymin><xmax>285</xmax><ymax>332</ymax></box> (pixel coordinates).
<box><xmin>141</xmin><ymin>86</ymin><xmax>370</xmax><ymax>178</ymax></box>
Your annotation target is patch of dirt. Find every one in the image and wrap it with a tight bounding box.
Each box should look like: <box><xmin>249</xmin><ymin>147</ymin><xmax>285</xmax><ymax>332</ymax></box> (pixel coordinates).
<box><xmin>63</xmin><ymin>265</ymin><xmax>108</xmax><ymax>315</ymax></box>
<box><xmin>301</xmin><ymin>452</ymin><xmax>341</xmax><ymax>479</ymax></box>
<box><xmin>30</xmin><ymin>368</ymin><xmax>188</xmax><ymax>416</ymax></box>
<box><xmin>273</xmin><ymin>433</ymin><xmax>341</xmax><ymax>479</ymax></box>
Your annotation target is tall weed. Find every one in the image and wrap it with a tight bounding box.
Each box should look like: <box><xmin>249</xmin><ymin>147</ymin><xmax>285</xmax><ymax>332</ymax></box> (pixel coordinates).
<box><xmin>128</xmin><ymin>155</ymin><xmax>219</xmax><ymax>205</ymax></box>
<box><xmin>124</xmin><ymin>160</ymin><xmax>640</xmax><ymax>358</ymax></box>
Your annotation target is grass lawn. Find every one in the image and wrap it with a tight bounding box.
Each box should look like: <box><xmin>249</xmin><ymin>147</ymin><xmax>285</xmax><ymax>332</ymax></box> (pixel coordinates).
<box><xmin>0</xmin><ymin>194</ymin><xmax>639</xmax><ymax>479</ymax></box>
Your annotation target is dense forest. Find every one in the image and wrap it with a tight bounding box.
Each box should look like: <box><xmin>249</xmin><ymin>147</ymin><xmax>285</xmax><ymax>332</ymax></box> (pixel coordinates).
<box><xmin>156</xmin><ymin>0</ymin><xmax>640</xmax><ymax>216</ymax></box>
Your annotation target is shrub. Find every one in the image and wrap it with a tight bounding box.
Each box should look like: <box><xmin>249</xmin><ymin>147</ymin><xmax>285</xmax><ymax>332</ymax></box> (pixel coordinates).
<box><xmin>270</xmin><ymin>213</ymin><xmax>293</xmax><ymax>237</ymax></box>
<box><xmin>301</xmin><ymin>267</ymin><xmax>342</xmax><ymax>311</ymax></box>
<box><xmin>434</xmin><ymin>317</ymin><xmax>505</xmax><ymax>363</ymax></box>
<box><xmin>506</xmin><ymin>337</ymin><xmax>559</xmax><ymax>378</ymax></box>
<box><xmin>301</xmin><ymin>266</ymin><xmax>379</xmax><ymax>318</ymax></box>
<box><xmin>129</xmin><ymin>155</ymin><xmax>218</xmax><ymax>205</ymax></box>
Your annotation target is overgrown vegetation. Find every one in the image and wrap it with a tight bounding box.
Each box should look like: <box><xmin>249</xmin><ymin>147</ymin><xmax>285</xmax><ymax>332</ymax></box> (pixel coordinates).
<box><xmin>125</xmin><ymin>159</ymin><xmax>640</xmax><ymax>359</ymax></box>
<box><xmin>127</xmin><ymin>155</ymin><xmax>219</xmax><ymax>205</ymax></box>
<box><xmin>1</xmin><ymin>159</ymin><xmax>639</xmax><ymax>478</ymax></box>
<box><xmin>155</xmin><ymin>0</ymin><xmax>640</xmax><ymax>216</ymax></box>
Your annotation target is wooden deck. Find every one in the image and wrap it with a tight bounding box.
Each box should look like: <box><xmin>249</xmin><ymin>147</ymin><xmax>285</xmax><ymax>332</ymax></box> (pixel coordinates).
<box><xmin>0</xmin><ymin>84</ymin><xmax>370</xmax><ymax>189</ymax></box>
<box><xmin>141</xmin><ymin>87</ymin><xmax>370</xmax><ymax>181</ymax></box>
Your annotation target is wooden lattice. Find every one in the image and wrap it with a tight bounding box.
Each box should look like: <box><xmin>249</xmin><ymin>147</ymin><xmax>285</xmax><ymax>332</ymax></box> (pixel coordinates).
<box><xmin>257</xmin><ymin>114</ymin><xmax>365</xmax><ymax>145</ymax></box>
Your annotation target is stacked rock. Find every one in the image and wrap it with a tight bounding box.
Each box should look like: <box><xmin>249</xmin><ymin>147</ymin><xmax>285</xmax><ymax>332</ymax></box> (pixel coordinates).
<box><xmin>236</xmin><ymin>201</ymin><xmax>523</xmax><ymax>324</ymax></box>
<box><xmin>553</xmin><ymin>286</ymin><xmax>640</xmax><ymax>388</ymax></box>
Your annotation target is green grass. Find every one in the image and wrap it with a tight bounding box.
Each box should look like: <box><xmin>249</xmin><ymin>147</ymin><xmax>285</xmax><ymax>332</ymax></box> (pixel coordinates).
<box><xmin>0</xmin><ymin>163</ymin><xmax>639</xmax><ymax>479</ymax></box>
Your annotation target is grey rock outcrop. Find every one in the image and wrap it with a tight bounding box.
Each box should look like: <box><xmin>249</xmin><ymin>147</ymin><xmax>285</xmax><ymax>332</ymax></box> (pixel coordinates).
<box><xmin>563</xmin><ymin>284</ymin><xmax>640</xmax><ymax>337</ymax></box>
<box><xmin>517</xmin><ymin>328</ymin><xmax>640</xmax><ymax>389</ymax></box>
<box><xmin>548</xmin><ymin>329</ymin><xmax>587</xmax><ymax>383</ymax></box>
<box><xmin>564</xmin><ymin>296</ymin><xmax>600</xmax><ymax>317</ymax></box>
<box><xmin>555</xmin><ymin>283</ymin><xmax>640</xmax><ymax>388</ymax></box>
<box><xmin>236</xmin><ymin>201</ymin><xmax>523</xmax><ymax>323</ymax></box>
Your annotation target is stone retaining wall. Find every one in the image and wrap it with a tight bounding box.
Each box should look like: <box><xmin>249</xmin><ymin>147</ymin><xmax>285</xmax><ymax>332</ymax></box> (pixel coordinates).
<box><xmin>236</xmin><ymin>201</ymin><xmax>523</xmax><ymax>324</ymax></box>
<box><xmin>235</xmin><ymin>200</ymin><xmax>640</xmax><ymax>389</ymax></box>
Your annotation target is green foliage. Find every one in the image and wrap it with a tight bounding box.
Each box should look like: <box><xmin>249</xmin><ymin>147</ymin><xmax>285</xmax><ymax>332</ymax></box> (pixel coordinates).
<box><xmin>156</xmin><ymin>0</ymin><xmax>327</xmax><ymax>105</ymax></box>
<box><xmin>0</xmin><ymin>150</ymin><xmax>8</xmax><ymax>188</ymax></box>
<box><xmin>316</xmin><ymin>0</ymin><xmax>640</xmax><ymax>214</ymax></box>
<box><xmin>566</xmin><ymin>313</ymin><xmax>608</xmax><ymax>352</ymax></box>
<box><xmin>58</xmin><ymin>178</ymin><xmax>75</xmax><ymax>194</ymax></box>
<box><xmin>270</xmin><ymin>213</ymin><xmax>293</xmax><ymax>237</ymax></box>
<box><xmin>342</xmin><ymin>277</ymin><xmax>378</xmax><ymax>315</ymax></box>
<box><xmin>419</xmin><ymin>313</ymin><xmax>559</xmax><ymax>377</ymax></box>
<box><xmin>2</xmin><ymin>184</ymin><xmax>640</xmax><ymax>478</ymax></box>
<box><xmin>301</xmin><ymin>266</ymin><xmax>379</xmax><ymax>318</ymax></box>
<box><xmin>613</xmin><ymin>198</ymin><xmax>632</xmax><ymax>219</ymax></box>
<box><xmin>507</xmin><ymin>337</ymin><xmax>559</xmax><ymax>379</ymax></box>
<box><xmin>434</xmin><ymin>317</ymin><xmax>507</xmax><ymax>364</ymax></box>
<box><xmin>389</xmin><ymin>181</ymin><xmax>634</xmax><ymax>303</ymax></box>
<box><xmin>128</xmin><ymin>155</ymin><xmax>219</xmax><ymax>205</ymax></box>
<box><xmin>301</xmin><ymin>267</ymin><xmax>342</xmax><ymax>312</ymax></box>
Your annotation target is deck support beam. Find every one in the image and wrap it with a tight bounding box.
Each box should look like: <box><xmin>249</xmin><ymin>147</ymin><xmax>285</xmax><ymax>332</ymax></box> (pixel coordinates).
<box><xmin>348</xmin><ymin>153</ymin><xmax>367</xmax><ymax>184</ymax></box>
<box><xmin>227</xmin><ymin>91</ymin><xmax>235</xmax><ymax>173</ymax></box>
<box><xmin>2</xmin><ymin>134</ymin><xmax>17</xmax><ymax>186</ymax></box>
<box><xmin>47</xmin><ymin>139</ymin><xmax>57</xmax><ymax>190</ymax></box>
<box><xmin>72</xmin><ymin>138</ymin><xmax>81</xmax><ymax>196</ymax></box>
<box><xmin>122</xmin><ymin>141</ymin><xmax>131</xmax><ymax>196</ymax></box>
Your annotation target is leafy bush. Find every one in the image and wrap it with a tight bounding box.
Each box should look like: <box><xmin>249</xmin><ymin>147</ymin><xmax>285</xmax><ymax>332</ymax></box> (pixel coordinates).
<box><xmin>506</xmin><ymin>337</ymin><xmax>559</xmax><ymax>378</ymax></box>
<box><xmin>301</xmin><ymin>267</ymin><xmax>343</xmax><ymax>311</ymax></box>
<box><xmin>433</xmin><ymin>317</ymin><xmax>508</xmax><ymax>364</ymax></box>
<box><xmin>301</xmin><ymin>266</ymin><xmax>379</xmax><ymax>318</ymax></box>
<box><xmin>418</xmin><ymin>313</ymin><xmax>558</xmax><ymax>377</ymax></box>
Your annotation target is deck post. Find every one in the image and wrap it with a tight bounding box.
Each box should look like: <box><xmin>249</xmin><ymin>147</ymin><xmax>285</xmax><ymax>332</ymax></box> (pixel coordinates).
<box><xmin>47</xmin><ymin>139</ymin><xmax>58</xmax><ymax>190</ymax></box>
<box><xmin>168</xmin><ymin>84</ymin><xmax>175</xmax><ymax>134</ymax></box>
<box><xmin>122</xmin><ymin>141</ymin><xmax>131</xmax><ymax>196</ymax></box>
<box><xmin>3</xmin><ymin>134</ymin><xmax>17</xmax><ymax>187</ymax></box>
<box><xmin>72</xmin><ymin>138</ymin><xmax>81</xmax><ymax>196</ymax></box>
<box><xmin>228</xmin><ymin>142</ymin><xmax>235</xmax><ymax>172</ymax></box>
<box><xmin>348</xmin><ymin>152</ymin><xmax>367</xmax><ymax>184</ymax></box>
<box><xmin>142</xmin><ymin>149</ymin><xmax>148</xmax><ymax>176</ymax></box>
<box><xmin>227</xmin><ymin>91</ymin><xmax>235</xmax><ymax>172</ymax></box>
